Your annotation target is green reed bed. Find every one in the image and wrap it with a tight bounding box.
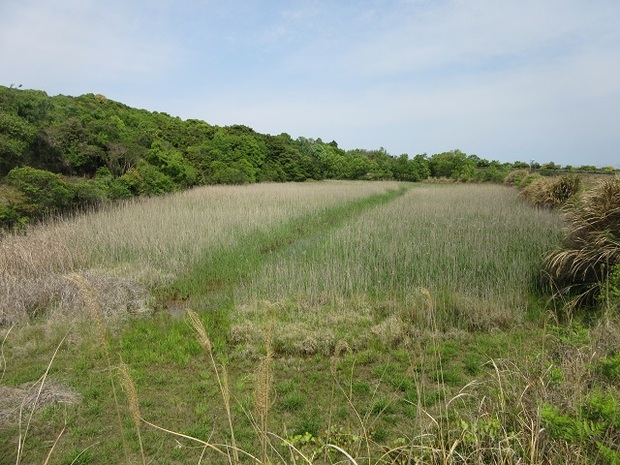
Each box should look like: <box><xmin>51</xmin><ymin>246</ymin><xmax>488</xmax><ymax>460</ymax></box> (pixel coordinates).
<box><xmin>9</xmin><ymin>182</ymin><xmax>612</xmax><ymax>465</ymax></box>
<box><xmin>0</xmin><ymin>181</ymin><xmax>399</xmax><ymax>326</ymax></box>
<box><xmin>233</xmin><ymin>184</ymin><xmax>565</xmax><ymax>356</ymax></box>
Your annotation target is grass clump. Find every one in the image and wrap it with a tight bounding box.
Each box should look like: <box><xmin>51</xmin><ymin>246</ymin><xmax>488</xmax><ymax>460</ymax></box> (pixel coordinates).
<box><xmin>545</xmin><ymin>177</ymin><xmax>620</xmax><ymax>311</ymax></box>
<box><xmin>519</xmin><ymin>174</ymin><xmax>582</xmax><ymax>208</ymax></box>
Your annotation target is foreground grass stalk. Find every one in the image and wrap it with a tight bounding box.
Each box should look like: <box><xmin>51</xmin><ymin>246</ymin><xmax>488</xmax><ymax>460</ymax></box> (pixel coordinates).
<box><xmin>16</xmin><ymin>334</ymin><xmax>67</xmax><ymax>465</ymax></box>
<box><xmin>118</xmin><ymin>362</ymin><xmax>146</xmax><ymax>465</ymax></box>
<box><xmin>64</xmin><ymin>273</ymin><xmax>130</xmax><ymax>465</ymax></box>
<box><xmin>42</xmin><ymin>423</ymin><xmax>66</xmax><ymax>465</ymax></box>
<box><xmin>187</xmin><ymin>309</ymin><xmax>239</xmax><ymax>465</ymax></box>
<box><xmin>255</xmin><ymin>318</ymin><xmax>273</xmax><ymax>464</ymax></box>
<box><xmin>1</xmin><ymin>325</ymin><xmax>12</xmax><ymax>383</ymax></box>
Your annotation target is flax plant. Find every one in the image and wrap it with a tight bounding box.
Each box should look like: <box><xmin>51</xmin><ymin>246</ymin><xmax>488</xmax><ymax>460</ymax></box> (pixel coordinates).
<box><xmin>545</xmin><ymin>177</ymin><xmax>620</xmax><ymax>310</ymax></box>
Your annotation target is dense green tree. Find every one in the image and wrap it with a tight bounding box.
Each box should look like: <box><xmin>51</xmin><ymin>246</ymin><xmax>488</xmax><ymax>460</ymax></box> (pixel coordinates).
<box><xmin>5</xmin><ymin>166</ymin><xmax>72</xmax><ymax>215</ymax></box>
<box><xmin>0</xmin><ymin>112</ymin><xmax>35</xmax><ymax>175</ymax></box>
<box><xmin>211</xmin><ymin>160</ymin><xmax>255</xmax><ymax>184</ymax></box>
<box><xmin>145</xmin><ymin>141</ymin><xmax>197</xmax><ymax>187</ymax></box>
<box><xmin>429</xmin><ymin>150</ymin><xmax>476</xmax><ymax>180</ymax></box>
<box><xmin>264</xmin><ymin>133</ymin><xmax>308</xmax><ymax>181</ymax></box>
<box><xmin>393</xmin><ymin>153</ymin><xmax>430</xmax><ymax>182</ymax></box>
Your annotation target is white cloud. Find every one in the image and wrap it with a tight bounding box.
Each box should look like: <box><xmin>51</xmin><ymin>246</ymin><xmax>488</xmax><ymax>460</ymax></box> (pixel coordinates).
<box><xmin>0</xmin><ymin>0</ymin><xmax>181</xmax><ymax>94</ymax></box>
<box><xmin>1</xmin><ymin>0</ymin><xmax>618</xmax><ymax>166</ymax></box>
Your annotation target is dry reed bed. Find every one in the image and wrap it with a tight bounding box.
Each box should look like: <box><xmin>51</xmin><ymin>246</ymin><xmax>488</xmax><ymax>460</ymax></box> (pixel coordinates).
<box><xmin>0</xmin><ymin>181</ymin><xmax>399</xmax><ymax>326</ymax></box>
<box><xmin>234</xmin><ymin>184</ymin><xmax>565</xmax><ymax>355</ymax></box>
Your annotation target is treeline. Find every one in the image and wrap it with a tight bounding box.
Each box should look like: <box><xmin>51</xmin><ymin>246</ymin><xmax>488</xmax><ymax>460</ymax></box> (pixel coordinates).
<box><xmin>0</xmin><ymin>85</ymin><xmax>602</xmax><ymax>230</ymax></box>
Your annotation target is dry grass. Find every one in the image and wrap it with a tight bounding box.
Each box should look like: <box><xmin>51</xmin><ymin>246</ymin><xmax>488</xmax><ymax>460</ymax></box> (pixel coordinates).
<box><xmin>0</xmin><ymin>381</ymin><xmax>81</xmax><ymax>430</ymax></box>
<box><xmin>545</xmin><ymin>176</ymin><xmax>620</xmax><ymax>310</ymax></box>
<box><xmin>519</xmin><ymin>175</ymin><xmax>581</xmax><ymax>209</ymax></box>
<box><xmin>232</xmin><ymin>184</ymin><xmax>564</xmax><ymax>355</ymax></box>
<box><xmin>0</xmin><ymin>181</ymin><xmax>399</xmax><ymax>327</ymax></box>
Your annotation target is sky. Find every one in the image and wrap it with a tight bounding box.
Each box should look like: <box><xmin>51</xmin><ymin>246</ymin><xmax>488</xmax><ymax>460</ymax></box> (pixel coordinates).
<box><xmin>1</xmin><ymin>0</ymin><xmax>619</xmax><ymax>167</ymax></box>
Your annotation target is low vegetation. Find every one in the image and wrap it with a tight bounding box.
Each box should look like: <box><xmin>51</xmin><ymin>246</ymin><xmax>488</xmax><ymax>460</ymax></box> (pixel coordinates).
<box><xmin>3</xmin><ymin>180</ymin><xmax>619</xmax><ymax>464</ymax></box>
<box><xmin>545</xmin><ymin>177</ymin><xmax>620</xmax><ymax>312</ymax></box>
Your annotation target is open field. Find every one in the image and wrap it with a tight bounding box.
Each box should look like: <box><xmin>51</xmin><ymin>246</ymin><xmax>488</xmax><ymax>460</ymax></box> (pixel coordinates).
<box><xmin>1</xmin><ymin>181</ymin><xmax>619</xmax><ymax>464</ymax></box>
<box><xmin>1</xmin><ymin>181</ymin><xmax>400</xmax><ymax>326</ymax></box>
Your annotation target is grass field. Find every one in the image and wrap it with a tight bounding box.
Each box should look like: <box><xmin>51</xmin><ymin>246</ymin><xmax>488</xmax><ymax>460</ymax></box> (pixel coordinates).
<box><xmin>1</xmin><ymin>181</ymin><xmax>619</xmax><ymax>464</ymax></box>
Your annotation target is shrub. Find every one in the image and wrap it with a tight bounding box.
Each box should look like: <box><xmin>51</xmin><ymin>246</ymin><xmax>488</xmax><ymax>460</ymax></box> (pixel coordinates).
<box><xmin>545</xmin><ymin>177</ymin><xmax>620</xmax><ymax>309</ymax></box>
<box><xmin>69</xmin><ymin>179</ymin><xmax>109</xmax><ymax>207</ymax></box>
<box><xmin>5</xmin><ymin>166</ymin><xmax>72</xmax><ymax>216</ymax></box>
<box><xmin>117</xmin><ymin>162</ymin><xmax>176</xmax><ymax>196</ymax></box>
<box><xmin>0</xmin><ymin>184</ymin><xmax>30</xmax><ymax>230</ymax></box>
<box><xmin>503</xmin><ymin>169</ymin><xmax>531</xmax><ymax>187</ymax></box>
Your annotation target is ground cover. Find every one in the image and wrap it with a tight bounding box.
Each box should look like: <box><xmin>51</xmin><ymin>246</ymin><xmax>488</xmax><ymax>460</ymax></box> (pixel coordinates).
<box><xmin>1</xmin><ymin>181</ymin><xmax>399</xmax><ymax>326</ymax></box>
<box><xmin>1</xmin><ymin>181</ymin><xmax>618</xmax><ymax>464</ymax></box>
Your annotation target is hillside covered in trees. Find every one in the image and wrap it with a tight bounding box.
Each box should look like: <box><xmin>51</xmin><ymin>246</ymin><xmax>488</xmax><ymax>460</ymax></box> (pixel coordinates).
<box><xmin>0</xmin><ymin>84</ymin><xmax>576</xmax><ymax>230</ymax></box>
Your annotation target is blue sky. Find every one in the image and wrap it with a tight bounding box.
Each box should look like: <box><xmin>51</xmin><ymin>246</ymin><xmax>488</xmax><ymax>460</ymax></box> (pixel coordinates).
<box><xmin>1</xmin><ymin>0</ymin><xmax>619</xmax><ymax>167</ymax></box>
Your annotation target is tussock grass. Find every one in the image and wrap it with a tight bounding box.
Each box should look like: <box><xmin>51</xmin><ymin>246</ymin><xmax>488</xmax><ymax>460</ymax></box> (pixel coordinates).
<box><xmin>545</xmin><ymin>177</ymin><xmax>620</xmax><ymax>310</ymax></box>
<box><xmin>519</xmin><ymin>174</ymin><xmax>581</xmax><ymax>209</ymax></box>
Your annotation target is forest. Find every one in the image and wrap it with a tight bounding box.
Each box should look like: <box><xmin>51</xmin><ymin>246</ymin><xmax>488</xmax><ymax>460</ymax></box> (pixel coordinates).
<box><xmin>0</xmin><ymin>84</ymin><xmax>572</xmax><ymax>230</ymax></box>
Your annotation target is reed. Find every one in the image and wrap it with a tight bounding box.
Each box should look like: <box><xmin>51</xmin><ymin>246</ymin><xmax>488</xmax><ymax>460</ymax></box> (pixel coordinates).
<box><xmin>233</xmin><ymin>184</ymin><xmax>564</xmax><ymax>355</ymax></box>
<box><xmin>0</xmin><ymin>181</ymin><xmax>399</xmax><ymax>326</ymax></box>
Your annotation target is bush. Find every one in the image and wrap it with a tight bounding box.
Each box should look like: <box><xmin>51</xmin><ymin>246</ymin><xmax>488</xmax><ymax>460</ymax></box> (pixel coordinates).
<box><xmin>0</xmin><ymin>184</ymin><xmax>30</xmax><ymax>230</ymax></box>
<box><xmin>116</xmin><ymin>162</ymin><xmax>176</xmax><ymax>196</ymax></box>
<box><xmin>69</xmin><ymin>179</ymin><xmax>109</xmax><ymax>207</ymax></box>
<box><xmin>503</xmin><ymin>169</ymin><xmax>531</xmax><ymax>187</ymax></box>
<box><xmin>5</xmin><ymin>166</ymin><xmax>72</xmax><ymax>216</ymax></box>
<box><xmin>145</xmin><ymin>141</ymin><xmax>197</xmax><ymax>187</ymax></box>
<box><xmin>545</xmin><ymin>177</ymin><xmax>620</xmax><ymax>309</ymax></box>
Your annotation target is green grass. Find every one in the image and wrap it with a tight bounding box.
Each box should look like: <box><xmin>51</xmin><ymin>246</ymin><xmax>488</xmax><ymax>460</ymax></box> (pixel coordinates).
<box><xmin>2</xmin><ymin>181</ymin><xmax>619</xmax><ymax>464</ymax></box>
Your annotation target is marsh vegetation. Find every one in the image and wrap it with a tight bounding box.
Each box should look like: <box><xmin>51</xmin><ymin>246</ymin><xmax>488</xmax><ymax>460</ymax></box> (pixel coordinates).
<box><xmin>1</xmin><ymin>180</ymin><xmax>619</xmax><ymax>464</ymax></box>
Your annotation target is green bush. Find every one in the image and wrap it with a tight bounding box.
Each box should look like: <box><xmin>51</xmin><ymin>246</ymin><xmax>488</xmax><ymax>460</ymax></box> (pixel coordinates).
<box><xmin>145</xmin><ymin>141</ymin><xmax>197</xmax><ymax>187</ymax></box>
<box><xmin>116</xmin><ymin>162</ymin><xmax>176</xmax><ymax>196</ymax></box>
<box><xmin>69</xmin><ymin>178</ymin><xmax>109</xmax><ymax>206</ymax></box>
<box><xmin>542</xmin><ymin>391</ymin><xmax>620</xmax><ymax>462</ymax></box>
<box><xmin>0</xmin><ymin>184</ymin><xmax>30</xmax><ymax>229</ymax></box>
<box><xmin>5</xmin><ymin>166</ymin><xmax>72</xmax><ymax>216</ymax></box>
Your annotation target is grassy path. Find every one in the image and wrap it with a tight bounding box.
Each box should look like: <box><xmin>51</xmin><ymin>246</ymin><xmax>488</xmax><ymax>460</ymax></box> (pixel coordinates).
<box><xmin>7</xmin><ymin>183</ymin><xmax>616</xmax><ymax>465</ymax></box>
<box><xmin>160</xmin><ymin>184</ymin><xmax>409</xmax><ymax>346</ymax></box>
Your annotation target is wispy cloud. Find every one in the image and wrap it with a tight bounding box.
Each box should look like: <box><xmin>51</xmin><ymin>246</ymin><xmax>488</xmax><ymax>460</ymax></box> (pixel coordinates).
<box><xmin>1</xmin><ymin>0</ymin><xmax>619</xmax><ymax>166</ymax></box>
<box><xmin>0</xmin><ymin>0</ymin><xmax>180</xmax><ymax>92</ymax></box>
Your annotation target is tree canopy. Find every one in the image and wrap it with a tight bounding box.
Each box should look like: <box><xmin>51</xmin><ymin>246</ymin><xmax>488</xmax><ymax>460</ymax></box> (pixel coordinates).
<box><xmin>0</xmin><ymin>85</ymin><xmax>569</xmax><ymax>230</ymax></box>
